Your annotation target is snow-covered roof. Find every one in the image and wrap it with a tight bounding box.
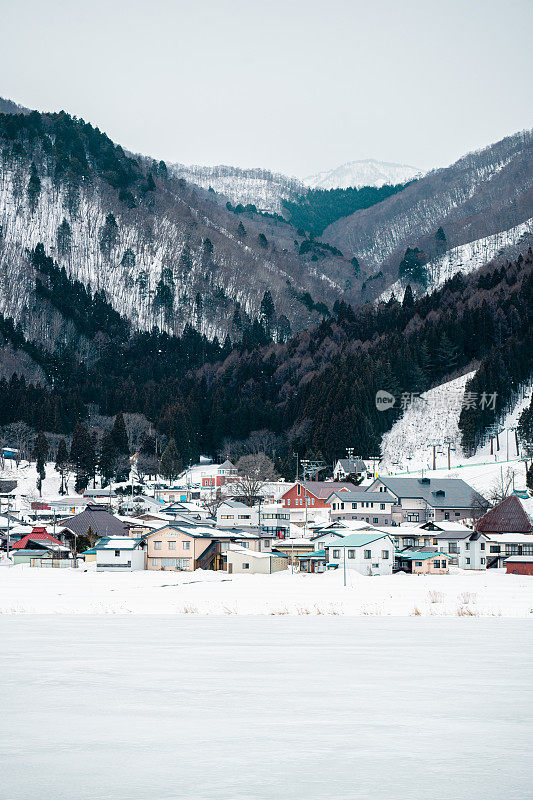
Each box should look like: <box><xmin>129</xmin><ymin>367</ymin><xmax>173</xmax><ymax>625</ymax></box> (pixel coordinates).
<box><xmin>505</xmin><ymin>555</ymin><xmax>533</xmax><ymax>562</ymax></box>
<box><xmin>487</xmin><ymin>533</ymin><xmax>533</xmax><ymax>543</ymax></box>
<box><xmin>226</xmin><ymin>544</ymin><xmax>271</xmax><ymax>558</ymax></box>
<box><xmin>93</xmin><ymin>537</ymin><xmax>145</xmax><ymax>551</ymax></box>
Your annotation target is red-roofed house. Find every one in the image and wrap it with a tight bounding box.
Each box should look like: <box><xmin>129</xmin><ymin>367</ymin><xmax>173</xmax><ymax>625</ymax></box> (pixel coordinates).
<box><xmin>476</xmin><ymin>494</ymin><xmax>533</xmax><ymax>535</ymax></box>
<box><xmin>10</xmin><ymin>527</ymin><xmax>73</xmax><ymax>566</ymax></box>
<box><xmin>280</xmin><ymin>482</ymin><xmax>354</xmax><ymax>526</ymax></box>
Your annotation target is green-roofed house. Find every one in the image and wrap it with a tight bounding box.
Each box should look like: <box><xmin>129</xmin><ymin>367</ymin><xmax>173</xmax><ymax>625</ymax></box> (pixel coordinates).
<box><xmin>395</xmin><ymin>549</ymin><xmax>450</xmax><ymax>574</ymax></box>
<box><xmin>324</xmin><ymin>532</ymin><xmax>395</xmax><ymax>576</ymax></box>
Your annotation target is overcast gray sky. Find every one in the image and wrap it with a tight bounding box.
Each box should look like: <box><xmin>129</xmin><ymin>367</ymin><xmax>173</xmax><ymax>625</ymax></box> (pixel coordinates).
<box><xmin>2</xmin><ymin>0</ymin><xmax>532</xmax><ymax>177</ymax></box>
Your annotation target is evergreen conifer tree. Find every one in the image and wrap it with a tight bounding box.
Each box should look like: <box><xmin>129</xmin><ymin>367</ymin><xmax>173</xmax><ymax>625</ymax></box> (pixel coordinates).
<box><xmin>55</xmin><ymin>438</ymin><xmax>70</xmax><ymax>495</ymax></box>
<box><xmin>159</xmin><ymin>437</ymin><xmax>182</xmax><ymax>482</ymax></box>
<box><xmin>32</xmin><ymin>430</ymin><xmax>48</xmax><ymax>496</ymax></box>
<box><xmin>111</xmin><ymin>412</ymin><xmax>130</xmax><ymax>455</ymax></box>
<box><xmin>99</xmin><ymin>430</ymin><xmax>117</xmax><ymax>487</ymax></box>
<box><xmin>70</xmin><ymin>422</ymin><xmax>93</xmax><ymax>493</ymax></box>
<box><xmin>27</xmin><ymin>162</ymin><xmax>41</xmax><ymax>213</ymax></box>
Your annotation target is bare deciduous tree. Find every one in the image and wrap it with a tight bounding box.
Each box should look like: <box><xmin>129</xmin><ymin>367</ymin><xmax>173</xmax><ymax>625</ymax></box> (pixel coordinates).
<box><xmin>234</xmin><ymin>453</ymin><xmax>278</xmax><ymax>507</ymax></box>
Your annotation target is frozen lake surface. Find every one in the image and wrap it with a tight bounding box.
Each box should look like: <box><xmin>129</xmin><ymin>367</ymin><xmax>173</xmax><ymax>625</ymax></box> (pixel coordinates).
<box><xmin>1</xmin><ymin>616</ymin><xmax>531</xmax><ymax>800</ymax></box>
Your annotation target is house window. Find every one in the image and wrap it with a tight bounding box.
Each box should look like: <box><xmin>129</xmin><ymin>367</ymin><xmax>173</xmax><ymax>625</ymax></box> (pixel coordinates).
<box><xmin>242</xmin><ymin>563</ymin><xmax>250</xmax><ymax>569</ymax></box>
<box><xmin>114</xmin><ymin>550</ymin><xmax>120</xmax><ymax>557</ymax></box>
<box><xmin>364</xmin><ymin>550</ymin><xmax>371</xmax><ymax>559</ymax></box>
<box><xmin>332</xmin><ymin>549</ymin><xmax>340</xmax><ymax>559</ymax></box>
<box><xmin>238</xmin><ymin>515</ymin><xmax>251</xmax><ymax>520</ymax></box>
<box><xmin>489</xmin><ymin>545</ymin><xmax>500</xmax><ymax>553</ymax></box>
<box><xmin>352</xmin><ymin>502</ymin><xmax>357</xmax><ymax>509</ymax></box>
<box><xmin>161</xmin><ymin>558</ymin><xmax>176</xmax><ymax>567</ymax></box>
<box><xmin>480</xmin><ymin>542</ymin><xmax>485</xmax><ymax>551</ymax></box>
<box><xmin>287</xmin><ymin>500</ymin><xmax>291</xmax><ymax>506</ymax></box>
<box><xmin>380</xmin><ymin>504</ymin><xmax>385</xmax><ymax>510</ymax></box>
<box><xmin>465</xmin><ymin>543</ymin><xmax>470</xmax><ymax>550</ymax></box>
<box><xmin>151</xmin><ymin>558</ymin><xmax>159</xmax><ymax>566</ymax></box>
<box><xmin>448</xmin><ymin>543</ymin><xmax>458</xmax><ymax>554</ymax></box>
<box><xmin>263</xmin><ymin>540</ymin><xmax>271</xmax><ymax>548</ymax></box>
<box><xmin>348</xmin><ymin>549</ymin><xmax>355</xmax><ymax>559</ymax></box>
<box><xmin>407</xmin><ymin>513</ymin><xmax>419</xmax><ymax>522</ymax></box>
<box><xmin>168</xmin><ymin>541</ymin><xmax>176</xmax><ymax>549</ymax></box>
<box><xmin>382</xmin><ymin>550</ymin><xmax>389</xmax><ymax>559</ymax></box>
<box><xmin>466</xmin><ymin>558</ymin><xmax>471</xmax><ymax>565</ymax></box>
<box><xmin>373</xmin><ymin>518</ymin><xmax>378</xmax><ymax>524</ymax></box>
<box><xmin>220</xmin><ymin>515</ymin><xmax>233</xmax><ymax>519</ymax></box>
<box><xmin>297</xmin><ymin>484</ymin><xmax>301</xmax><ymax>495</ymax></box>
<box><xmin>154</xmin><ymin>541</ymin><xmax>162</xmax><ymax>550</ymax></box>
<box><xmin>480</xmin><ymin>558</ymin><xmax>485</xmax><ymax>565</ymax></box>
<box><xmin>442</xmin><ymin>560</ymin><xmax>447</xmax><ymax>567</ymax></box>
<box><xmin>340</xmin><ymin>502</ymin><xmax>344</xmax><ymax>510</ymax></box>
<box><xmin>240</xmin><ymin>542</ymin><xmax>249</xmax><ymax>548</ymax></box>
<box><xmin>183</xmin><ymin>541</ymin><xmax>190</xmax><ymax>550</ymax></box>
<box><xmin>455</xmin><ymin>512</ymin><xmax>460</xmax><ymax>517</ymax></box>
<box><xmin>415</xmin><ymin>561</ymin><xmax>423</xmax><ymax>567</ymax></box>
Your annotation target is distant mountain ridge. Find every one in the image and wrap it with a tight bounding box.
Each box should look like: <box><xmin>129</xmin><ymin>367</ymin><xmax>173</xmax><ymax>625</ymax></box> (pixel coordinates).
<box><xmin>170</xmin><ymin>163</ymin><xmax>304</xmax><ymax>214</ymax></box>
<box><xmin>304</xmin><ymin>159</ymin><xmax>422</xmax><ymax>190</ymax></box>
<box><xmin>323</xmin><ymin>129</ymin><xmax>533</xmax><ymax>298</ymax></box>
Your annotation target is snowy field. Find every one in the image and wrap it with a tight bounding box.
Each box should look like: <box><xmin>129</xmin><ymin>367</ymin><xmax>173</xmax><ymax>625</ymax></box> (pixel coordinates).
<box><xmin>0</xmin><ymin>615</ymin><xmax>531</xmax><ymax>800</ymax></box>
<box><xmin>1</xmin><ymin>564</ymin><xmax>533</xmax><ymax>617</ymax></box>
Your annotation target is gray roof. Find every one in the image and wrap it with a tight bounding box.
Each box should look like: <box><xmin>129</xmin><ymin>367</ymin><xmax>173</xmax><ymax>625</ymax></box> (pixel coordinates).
<box><xmin>431</xmin><ymin>531</ymin><xmax>487</xmax><ymax>542</ymax></box>
<box><xmin>336</xmin><ymin>459</ymin><xmax>366</xmax><ymax>473</ymax></box>
<box><xmin>59</xmin><ymin>506</ymin><xmax>128</xmax><ymax>538</ymax></box>
<box><xmin>373</xmin><ymin>478</ymin><xmax>486</xmax><ymax>509</ymax></box>
<box><xmin>328</xmin><ymin>490</ymin><xmax>396</xmax><ymax>503</ymax></box>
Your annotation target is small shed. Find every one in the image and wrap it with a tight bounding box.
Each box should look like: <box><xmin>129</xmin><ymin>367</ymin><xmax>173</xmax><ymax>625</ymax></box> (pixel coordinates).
<box><xmin>505</xmin><ymin>555</ymin><xmax>533</xmax><ymax>576</ymax></box>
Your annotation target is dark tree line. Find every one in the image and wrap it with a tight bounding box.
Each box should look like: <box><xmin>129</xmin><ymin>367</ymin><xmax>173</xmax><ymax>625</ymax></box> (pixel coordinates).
<box><xmin>0</xmin><ymin>248</ymin><xmax>531</xmax><ymax>474</ymax></box>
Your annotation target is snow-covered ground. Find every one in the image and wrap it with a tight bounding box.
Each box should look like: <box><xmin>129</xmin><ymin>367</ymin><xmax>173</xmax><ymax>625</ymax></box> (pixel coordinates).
<box><xmin>0</xmin><ymin>615</ymin><xmax>531</xmax><ymax>800</ymax></box>
<box><xmin>1</xmin><ymin>564</ymin><xmax>532</xmax><ymax>617</ymax></box>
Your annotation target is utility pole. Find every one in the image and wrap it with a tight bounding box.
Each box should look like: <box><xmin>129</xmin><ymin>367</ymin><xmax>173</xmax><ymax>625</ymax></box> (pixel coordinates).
<box><xmin>6</xmin><ymin>498</ymin><xmax>10</xmax><ymax>561</ymax></box>
<box><xmin>343</xmin><ymin>543</ymin><xmax>346</xmax><ymax>587</ymax></box>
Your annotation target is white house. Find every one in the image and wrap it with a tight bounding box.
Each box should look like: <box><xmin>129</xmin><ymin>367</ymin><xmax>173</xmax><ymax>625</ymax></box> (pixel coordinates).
<box><xmin>217</xmin><ymin>501</ymin><xmax>258</xmax><ymax>528</ymax></box>
<box><xmin>327</xmin><ymin>490</ymin><xmax>397</xmax><ymax>525</ymax></box>
<box><xmin>333</xmin><ymin>458</ymin><xmax>367</xmax><ymax>481</ymax></box>
<box><xmin>325</xmin><ymin>532</ymin><xmax>395</xmax><ymax>575</ymax></box>
<box><xmin>430</xmin><ymin>530</ymin><xmax>491</xmax><ymax>570</ymax></box>
<box><xmin>224</xmin><ymin>544</ymin><xmax>289</xmax><ymax>574</ymax></box>
<box><xmin>91</xmin><ymin>537</ymin><xmax>146</xmax><ymax>571</ymax></box>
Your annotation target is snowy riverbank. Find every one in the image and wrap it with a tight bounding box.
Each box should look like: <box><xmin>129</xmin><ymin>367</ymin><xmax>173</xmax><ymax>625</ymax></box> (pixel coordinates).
<box><xmin>1</xmin><ymin>564</ymin><xmax>532</xmax><ymax>617</ymax></box>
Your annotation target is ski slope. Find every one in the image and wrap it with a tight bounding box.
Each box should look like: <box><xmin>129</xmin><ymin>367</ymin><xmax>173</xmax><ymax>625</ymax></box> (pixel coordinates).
<box><xmin>380</xmin><ymin>374</ymin><xmax>532</xmax><ymax>498</ymax></box>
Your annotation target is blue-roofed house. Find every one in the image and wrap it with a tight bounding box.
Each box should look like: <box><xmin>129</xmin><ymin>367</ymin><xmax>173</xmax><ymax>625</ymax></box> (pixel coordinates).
<box><xmin>324</xmin><ymin>532</ymin><xmax>395</xmax><ymax>575</ymax></box>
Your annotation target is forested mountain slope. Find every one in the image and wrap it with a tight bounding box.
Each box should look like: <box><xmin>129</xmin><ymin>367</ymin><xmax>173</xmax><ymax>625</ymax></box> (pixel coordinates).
<box><xmin>170</xmin><ymin>163</ymin><xmax>304</xmax><ymax>213</ymax></box>
<box><xmin>2</xmin><ymin>247</ymin><xmax>530</xmax><ymax>473</ymax></box>
<box><xmin>323</xmin><ymin>131</ymin><xmax>533</xmax><ymax>293</ymax></box>
<box><xmin>0</xmin><ymin>108</ymin><xmax>359</xmax><ymax>351</ymax></box>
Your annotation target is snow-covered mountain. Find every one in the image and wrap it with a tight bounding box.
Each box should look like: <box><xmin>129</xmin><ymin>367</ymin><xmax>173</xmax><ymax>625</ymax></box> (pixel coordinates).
<box><xmin>0</xmin><ymin>108</ymin><xmax>356</xmax><ymax>353</ymax></box>
<box><xmin>304</xmin><ymin>159</ymin><xmax>422</xmax><ymax>190</ymax></box>
<box><xmin>379</xmin><ymin>217</ymin><xmax>533</xmax><ymax>302</ymax></box>
<box><xmin>324</xmin><ymin>130</ymin><xmax>533</xmax><ymax>295</ymax></box>
<box><xmin>170</xmin><ymin>164</ymin><xmax>304</xmax><ymax>213</ymax></box>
